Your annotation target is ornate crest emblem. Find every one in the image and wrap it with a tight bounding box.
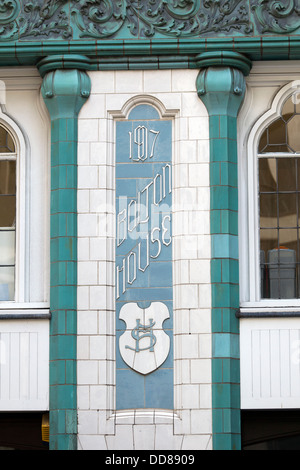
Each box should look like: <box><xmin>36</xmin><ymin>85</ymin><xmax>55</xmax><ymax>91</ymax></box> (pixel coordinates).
<box><xmin>119</xmin><ymin>302</ymin><xmax>170</xmax><ymax>375</ymax></box>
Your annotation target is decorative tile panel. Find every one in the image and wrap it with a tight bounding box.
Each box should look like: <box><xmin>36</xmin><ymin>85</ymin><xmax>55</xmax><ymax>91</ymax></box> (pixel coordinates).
<box><xmin>115</xmin><ymin>104</ymin><xmax>173</xmax><ymax>410</ymax></box>
<box><xmin>77</xmin><ymin>70</ymin><xmax>212</xmax><ymax>450</ymax></box>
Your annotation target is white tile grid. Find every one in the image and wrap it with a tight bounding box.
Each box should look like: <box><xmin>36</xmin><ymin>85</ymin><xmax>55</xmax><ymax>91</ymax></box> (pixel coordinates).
<box><xmin>77</xmin><ymin>70</ymin><xmax>212</xmax><ymax>450</ymax></box>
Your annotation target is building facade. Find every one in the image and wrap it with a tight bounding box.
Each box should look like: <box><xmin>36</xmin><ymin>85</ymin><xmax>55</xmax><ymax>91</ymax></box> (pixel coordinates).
<box><xmin>1</xmin><ymin>0</ymin><xmax>300</xmax><ymax>451</ymax></box>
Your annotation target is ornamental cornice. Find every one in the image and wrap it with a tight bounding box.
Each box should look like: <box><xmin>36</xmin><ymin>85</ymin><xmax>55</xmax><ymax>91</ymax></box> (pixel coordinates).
<box><xmin>0</xmin><ymin>0</ymin><xmax>300</xmax><ymax>42</ymax></box>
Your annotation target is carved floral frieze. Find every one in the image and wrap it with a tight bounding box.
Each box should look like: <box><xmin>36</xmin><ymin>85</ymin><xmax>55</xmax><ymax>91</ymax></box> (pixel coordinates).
<box><xmin>0</xmin><ymin>0</ymin><xmax>71</xmax><ymax>40</ymax></box>
<box><xmin>0</xmin><ymin>0</ymin><xmax>299</xmax><ymax>41</ymax></box>
<box><xmin>71</xmin><ymin>0</ymin><xmax>253</xmax><ymax>39</ymax></box>
<box><xmin>251</xmin><ymin>0</ymin><xmax>300</xmax><ymax>34</ymax></box>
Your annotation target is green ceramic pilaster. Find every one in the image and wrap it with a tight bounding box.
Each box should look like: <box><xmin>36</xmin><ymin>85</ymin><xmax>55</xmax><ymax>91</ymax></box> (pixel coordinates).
<box><xmin>196</xmin><ymin>52</ymin><xmax>252</xmax><ymax>450</ymax></box>
<box><xmin>39</xmin><ymin>57</ymin><xmax>91</xmax><ymax>450</ymax></box>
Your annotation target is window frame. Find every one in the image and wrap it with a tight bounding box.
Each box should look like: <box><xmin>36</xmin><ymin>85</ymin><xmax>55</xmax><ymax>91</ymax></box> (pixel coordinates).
<box><xmin>0</xmin><ymin>112</ymin><xmax>26</xmax><ymax>306</ymax></box>
<box><xmin>242</xmin><ymin>80</ymin><xmax>300</xmax><ymax>310</ymax></box>
<box><xmin>0</xmin><ymin>128</ymin><xmax>17</xmax><ymax>301</ymax></box>
<box><xmin>0</xmin><ymin>69</ymin><xmax>51</xmax><ymax>320</ymax></box>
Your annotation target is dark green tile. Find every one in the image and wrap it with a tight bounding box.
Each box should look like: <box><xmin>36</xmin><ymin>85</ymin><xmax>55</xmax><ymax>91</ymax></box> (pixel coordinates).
<box><xmin>49</xmin><ymin>359</ymin><xmax>66</xmax><ymax>385</ymax></box>
<box><xmin>212</xmin><ymin>357</ymin><xmax>223</xmax><ymax>382</ymax></box>
<box><xmin>212</xmin><ymin>408</ymin><xmax>223</xmax><ymax>434</ymax></box>
<box><xmin>211</xmin><ymin>259</ymin><xmax>222</xmax><ymax>283</ymax></box>
<box><xmin>210</xmin><ymin>161</ymin><xmax>221</xmax><ymax>186</ymax></box>
<box><xmin>210</xmin><ymin>209</ymin><xmax>221</xmax><ymax>234</ymax></box>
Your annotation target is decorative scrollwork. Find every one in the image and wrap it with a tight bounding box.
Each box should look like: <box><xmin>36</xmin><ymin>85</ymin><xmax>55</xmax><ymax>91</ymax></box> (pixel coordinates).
<box><xmin>134</xmin><ymin>0</ymin><xmax>252</xmax><ymax>38</ymax></box>
<box><xmin>252</xmin><ymin>0</ymin><xmax>300</xmax><ymax>34</ymax></box>
<box><xmin>127</xmin><ymin>0</ymin><xmax>202</xmax><ymax>37</ymax></box>
<box><xmin>4</xmin><ymin>0</ymin><xmax>300</xmax><ymax>41</ymax></box>
<box><xmin>71</xmin><ymin>0</ymin><xmax>127</xmax><ymax>39</ymax></box>
<box><xmin>20</xmin><ymin>0</ymin><xmax>72</xmax><ymax>39</ymax></box>
<box><xmin>0</xmin><ymin>0</ymin><xmax>72</xmax><ymax>41</ymax></box>
<box><xmin>199</xmin><ymin>0</ymin><xmax>253</xmax><ymax>36</ymax></box>
<box><xmin>71</xmin><ymin>0</ymin><xmax>252</xmax><ymax>39</ymax></box>
<box><xmin>164</xmin><ymin>0</ymin><xmax>201</xmax><ymax>19</ymax></box>
<box><xmin>0</xmin><ymin>0</ymin><xmax>21</xmax><ymax>24</ymax></box>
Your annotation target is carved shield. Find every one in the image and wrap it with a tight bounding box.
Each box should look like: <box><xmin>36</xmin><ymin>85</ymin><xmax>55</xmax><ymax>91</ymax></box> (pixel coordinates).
<box><xmin>119</xmin><ymin>302</ymin><xmax>170</xmax><ymax>375</ymax></box>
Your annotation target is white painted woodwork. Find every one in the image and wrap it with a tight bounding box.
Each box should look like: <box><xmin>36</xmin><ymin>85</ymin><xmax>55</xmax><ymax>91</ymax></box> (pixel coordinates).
<box><xmin>0</xmin><ymin>319</ymin><xmax>49</xmax><ymax>411</ymax></box>
<box><xmin>0</xmin><ymin>67</ymin><xmax>50</xmax><ymax>306</ymax></box>
<box><xmin>240</xmin><ymin>318</ymin><xmax>300</xmax><ymax>409</ymax></box>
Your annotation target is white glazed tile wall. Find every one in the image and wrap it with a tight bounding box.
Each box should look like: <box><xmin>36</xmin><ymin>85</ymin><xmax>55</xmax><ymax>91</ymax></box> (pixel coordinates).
<box><xmin>77</xmin><ymin>70</ymin><xmax>212</xmax><ymax>450</ymax></box>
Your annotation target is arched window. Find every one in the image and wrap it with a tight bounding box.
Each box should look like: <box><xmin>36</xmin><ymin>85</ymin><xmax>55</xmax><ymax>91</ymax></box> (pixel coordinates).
<box><xmin>0</xmin><ymin>124</ymin><xmax>16</xmax><ymax>301</ymax></box>
<box><xmin>258</xmin><ymin>92</ymin><xmax>300</xmax><ymax>300</ymax></box>
<box><xmin>239</xmin><ymin>81</ymin><xmax>300</xmax><ymax>307</ymax></box>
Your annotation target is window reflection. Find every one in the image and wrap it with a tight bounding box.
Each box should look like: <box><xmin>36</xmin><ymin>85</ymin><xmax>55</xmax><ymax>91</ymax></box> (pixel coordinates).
<box><xmin>278</xmin><ymin>159</ymin><xmax>296</xmax><ymax>191</ymax></box>
<box><xmin>259</xmin><ymin>158</ymin><xmax>277</xmax><ymax>192</ymax></box>
<box><xmin>257</xmin><ymin>93</ymin><xmax>300</xmax><ymax>299</ymax></box>
<box><xmin>259</xmin><ymin>156</ymin><xmax>300</xmax><ymax>298</ymax></box>
<box><xmin>282</xmin><ymin>96</ymin><xmax>294</xmax><ymax>122</ymax></box>
<box><xmin>0</xmin><ymin>127</ymin><xmax>16</xmax><ymax>301</ymax></box>
<box><xmin>287</xmin><ymin>114</ymin><xmax>300</xmax><ymax>152</ymax></box>
<box><xmin>259</xmin><ymin>95</ymin><xmax>300</xmax><ymax>154</ymax></box>
<box><xmin>0</xmin><ymin>126</ymin><xmax>15</xmax><ymax>153</ymax></box>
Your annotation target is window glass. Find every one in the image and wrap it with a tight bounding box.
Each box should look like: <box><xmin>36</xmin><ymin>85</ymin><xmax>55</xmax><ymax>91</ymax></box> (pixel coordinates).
<box><xmin>259</xmin><ymin>119</ymin><xmax>291</xmax><ymax>153</ymax></box>
<box><xmin>287</xmin><ymin>114</ymin><xmax>300</xmax><ymax>152</ymax></box>
<box><xmin>258</xmin><ymin>95</ymin><xmax>300</xmax><ymax>299</ymax></box>
<box><xmin>259</xmin><ymin>157</ymin><xmax>299</xmax><ymax>299</ymax></box>
<box><xmin>0</xmin><ymin>127</ymin><xmax>16</xmax><ymax>301</ymax></box>
<box><xmin>259</xmin><ymin>158</ymin><xmax>277</xmax><ymax>192</ymax></box>
<box><xmin>282</xmin><ymin>96</ymin><xmax>295</xmax><ymax>122</ymax></box>
<box><xmin>0</xmin><ymin>126</ymin><xmax>15</xmax><ymax>153</ymax></box>
<box><xmin>258</xmin><ymin>95</ymin><xmax>300</xmax><ymax>154</ymax></box>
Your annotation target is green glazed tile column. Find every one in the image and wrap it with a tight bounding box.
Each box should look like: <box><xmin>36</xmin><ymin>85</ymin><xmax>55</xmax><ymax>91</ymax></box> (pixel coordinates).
<box><xmin>38</xmin><ymin>56</ymin><xmax>91</xmax><ymax>450</ymax></box>
<box><xmin>196</xmin><ymin>52</ymin><xmax>252</xmax><ymax>450</ymax></box>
